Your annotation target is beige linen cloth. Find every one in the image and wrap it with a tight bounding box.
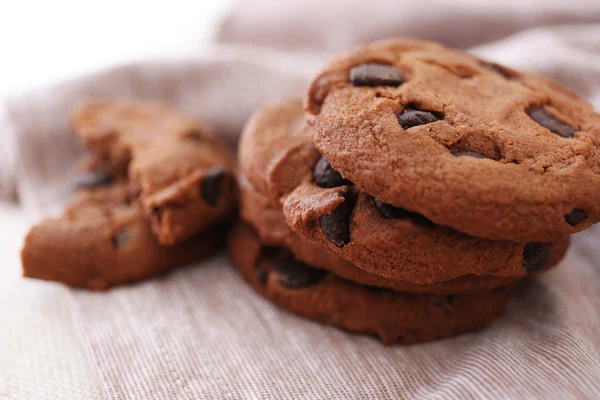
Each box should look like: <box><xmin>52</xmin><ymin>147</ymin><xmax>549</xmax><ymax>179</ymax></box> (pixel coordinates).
<box><xmin>2</xmin><ymin>1</ymin><xmax>600</xmax><ymax>398</ymax></box>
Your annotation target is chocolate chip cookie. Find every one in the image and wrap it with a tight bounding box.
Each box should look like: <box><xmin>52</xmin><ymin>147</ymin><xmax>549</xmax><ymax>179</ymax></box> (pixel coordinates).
<box><xmin>22</xmin><ymin>180</ymin><xmax>226</xmax><ymax>290</ymax></box>
<box><xmin>229</xmin><ymin>222</ymin><xmax>515</xmax><ymax>345</ymax></box>
<box><xmin>305</xmin><ymin>38</ymin><xmax>600</xmax><ymax>242</ymax></box>
<box><xmin>239</xmin><ymin>176</ymin><xmax>567</xmax><ymax>294</ymax></box>
<box><xmin>73</xmin><ymin>100</ymin><xmax>236</xmax><ymax>245</ymax></box>
<box><xmin>239</xmin><ymin>98</ymin><xmax>569</xmax><ymax>284</ymax></box>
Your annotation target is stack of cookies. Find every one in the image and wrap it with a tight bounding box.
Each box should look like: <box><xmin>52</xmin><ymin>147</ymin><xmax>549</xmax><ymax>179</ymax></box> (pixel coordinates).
<box><xmin>233</xmin><ymin>39</ymin><xmax>600</xmax><ymax>344</ymax></box>
<box><xmin>22</xmin><ymin>100</ymin><xmax>236</xmax><ymax>289</ymax></box>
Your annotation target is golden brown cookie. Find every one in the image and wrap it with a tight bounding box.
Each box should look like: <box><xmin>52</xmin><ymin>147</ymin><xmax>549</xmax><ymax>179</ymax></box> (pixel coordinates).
<box><xmin>73</xmin><ymin>100</ymin><xmax>236</xmax><ymax>245</ymax></box>
<box><xmin>305</xmin><ymin>38</ymin><xmax>600</xmax><ymax>242</ymax></box>
<box><xmin>239</xmin><ymin>177</ymin><xmax>568</xmax><ymax>294</ymax></box>
<box><xmin>21</xmin><ymin>181</ymin><xmax>226</xmax><ymax>290</ymax></box>
<box><xmin>238</xmin><ymin>98</ymin><xmax>569</xmax><ymax>284</ymax></box>
<box><xmin>229</xmin><ymin>222</ymin><xmax>515</xmax><ymax>345</ymax></box>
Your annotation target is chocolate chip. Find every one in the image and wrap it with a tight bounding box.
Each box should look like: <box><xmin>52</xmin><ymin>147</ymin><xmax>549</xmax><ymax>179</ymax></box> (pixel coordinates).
<box><xmin>201</xmin><ymin>166</ymin><xmax>226</xmax><ymax>207</ymax></box>
<box><xmin>482</xmin><ymin>61</ymin><xmax>516</xmax><ymax>79</ymax></box>
<box><xmin>74</xmin><ymin>171</ymin><xmax>112</xmax><ymax>189</ymax></box>
<box><xmin>528</xmin><ymin>108</ymin><xmax>575</xmax><ymax>138</ymax></box>
<box><xmin>452</xmin><ymin>151</ymin><xmax>488</xmax><ymax>159</ymax></box>
<box><xmin>319</xmin><ymin>191</ymin><xmax>356</xmax><ymax>247</ymax></box>
<box><xmin>565</xmin><ymin>208</ymin><xmax>587</xmax><ymax>226</ymax></box>
<box><xmin>111</xmin><ymin>229</ymin><xmax>131</xmax><ymax>248</ymax></box>
<box><xmin>522</xmin><ymin>242</ymin><xmax>551</xmax><ymax>272</ymax></box>
<box><xmin>313</xmin><ymin>157</ymin><xmax>349</xmax><ymax>188</ymax></box>
<box><xmin>373</xmin><ymin>198</ymin><xmax>434</xmax><ymax>227</ymax></box>
<box><xmin>256</xmin><ymin>264</ymin><xmax>269</xmax><ymax>286</ymax></box>
<box><xmin>398</xmin><ymin>108</ymin><xmax>440</xmax><ymax>129</ymax></box>
<box><xmin>273</xmin><ymin>254</ymin><xmax>326</xmax><ymax>289</ymax></box>
<box><xmin>350</xmin><ymin>63</ymin><xmax>403</xmax><ymax>87</ymax></box>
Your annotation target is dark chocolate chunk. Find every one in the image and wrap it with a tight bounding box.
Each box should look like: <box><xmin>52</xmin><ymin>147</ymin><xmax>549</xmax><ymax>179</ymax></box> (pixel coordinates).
<box><xmin>373</xmin><ymin>198</ymin><xmax>434</xmax><ymax>227</ymax></box>
<box><xmin>74</xmin><ymin>171</ymin><xmax>112</xmax><ymax>189</ymax></box>
<box><xmin>528</xmin><ymin>107</ymin><xmax>575</xmax><ymax>138</ymax></box>
<box><xmin>452</xmin><ymin>151</ymin><xmax>488</xmax><ymax>159</ymax></box>
<box><xmin>273</xmin><ymin>255</ymin><xmax>326</xmax><ymax>289</ymax></box>
<box><xmin>350</xmin><ymin>63</ymin><xmax>403</xmax><ymax>87</ymax></box>
<box><xmin>565</xmin><ymin>208</ymin><xmax>587</xmax><ymax>226</ymax></box>
<box><xmin>313</xmin><ymin>156</ymin><xmax>349</xmax><ymax>188</ymax></box>
<box><xmin>319</xmin><ymin>191</ymin><xmax>356</xmax><ymax>247</ymax></box>
<box><xmin>256</xmin><ymin>264</ymin><xmax>269</xmax><ymax>286</ymax></box>
<box><xmin>398</xmin><ymin>108</ymin><xmax>440</xmax><ymax>129</ymax></box>
<box><xmin>522</xmin><ymin>242</ymin><xmax>551</xmax><ymax>272</ymax></box>
<box><xmin>201</xmin><ymin>166</ymin><xmax>226</xmax><ymax>207</ymax></box>
<box><xmin>111</xmin><ymin>229</ymin><xmax>131</xmax><ymax>248</ymax></box>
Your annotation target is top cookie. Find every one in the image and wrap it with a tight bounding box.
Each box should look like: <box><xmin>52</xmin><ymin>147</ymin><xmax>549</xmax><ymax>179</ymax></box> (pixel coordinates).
<box><xmin>73</xmin><ymin>100</ymin><xmax>236</xmax><ymax>245</ymax></box>
<box><xmin>305</xmin><ymin>38</ymin><xmax>600</xmax><ymax>242</ymax></box>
